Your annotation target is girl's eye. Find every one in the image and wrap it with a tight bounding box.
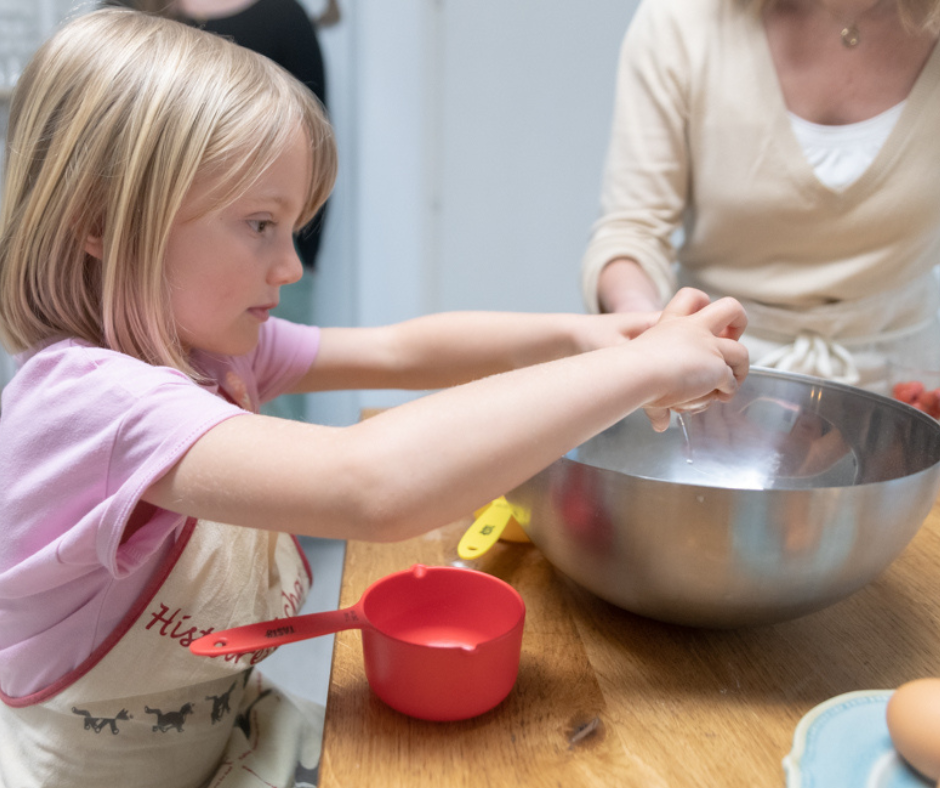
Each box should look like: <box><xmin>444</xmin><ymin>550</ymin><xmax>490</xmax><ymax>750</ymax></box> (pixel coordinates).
<box><xmin>249</xmin><ymin>219</ymin><xmax>272</xmax><ymax>234</ymax></box>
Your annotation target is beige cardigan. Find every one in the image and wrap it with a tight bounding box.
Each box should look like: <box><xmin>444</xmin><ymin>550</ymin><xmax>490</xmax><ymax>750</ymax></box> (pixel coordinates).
<box><xmin>581</xmin><ymin>0</ymin><xmax>940</xmax><ymax>317</ymax></box>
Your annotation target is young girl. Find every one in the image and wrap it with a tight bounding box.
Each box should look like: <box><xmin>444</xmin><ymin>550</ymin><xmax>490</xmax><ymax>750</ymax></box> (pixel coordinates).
<box><xmin>0</xmin><ymin>9</ymin><xmax>748</xmax><ymax>788</ymax></box>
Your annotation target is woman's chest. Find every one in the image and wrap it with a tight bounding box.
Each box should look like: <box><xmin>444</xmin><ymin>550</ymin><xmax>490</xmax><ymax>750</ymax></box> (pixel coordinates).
<box><xmin>762</xmin><ymin>9</ymin><xmax>937</xmax><ymax>124</ymax></box>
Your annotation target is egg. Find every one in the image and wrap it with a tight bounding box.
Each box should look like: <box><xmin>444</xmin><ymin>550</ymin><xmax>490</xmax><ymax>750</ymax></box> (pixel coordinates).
<box><xmin>886</xmin><ymin>678</ymin><xmax>940</xmax><ymax>780</ymax></box>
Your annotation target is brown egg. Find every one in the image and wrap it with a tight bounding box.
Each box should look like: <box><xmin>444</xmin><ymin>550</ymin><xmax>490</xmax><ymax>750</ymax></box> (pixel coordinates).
<box><xmin>887</xmin><ymin>678</ymin><xmax>940</xmax><ymax>780</ymax></box>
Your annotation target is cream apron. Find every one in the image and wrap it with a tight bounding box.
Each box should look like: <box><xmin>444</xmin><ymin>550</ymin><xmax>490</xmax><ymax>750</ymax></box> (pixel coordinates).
<box><xmin>0</xmin><ymin>518</ymin><xmax>322</xmax><ymax>788</ymax></box>
<box><xmin>686</xmin><ymin>272</ymin><xmax>940</xmax><ymax>394</ymax></box>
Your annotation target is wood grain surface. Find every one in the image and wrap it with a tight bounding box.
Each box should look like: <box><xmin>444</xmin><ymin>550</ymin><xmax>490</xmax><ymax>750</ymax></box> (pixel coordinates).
<box><xmin>318</xmin><ymin>497</ymin><xmax>940</xmax><ymax>787</ymax></box>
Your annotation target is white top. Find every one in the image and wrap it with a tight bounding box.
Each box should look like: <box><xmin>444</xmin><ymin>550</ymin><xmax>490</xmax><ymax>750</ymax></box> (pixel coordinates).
<box><xmin>788</xmin><ymin>102</ymin><xmax>906</xmax><ymax>189</ymax></box>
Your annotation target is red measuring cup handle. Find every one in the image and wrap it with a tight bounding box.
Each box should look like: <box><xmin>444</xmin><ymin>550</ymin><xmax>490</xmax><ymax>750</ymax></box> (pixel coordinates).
<box><xmin>189</xmin><ymin>604</ymin><xmax>368</xmax><ymax>656</ymax></box>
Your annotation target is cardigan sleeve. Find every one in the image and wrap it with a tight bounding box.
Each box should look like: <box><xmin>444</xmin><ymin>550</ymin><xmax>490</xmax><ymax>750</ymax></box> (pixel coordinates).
<box><xmin>580</xmin><ymin>0</ymin><xmax>693</xmax><ymax>312</ymax></box>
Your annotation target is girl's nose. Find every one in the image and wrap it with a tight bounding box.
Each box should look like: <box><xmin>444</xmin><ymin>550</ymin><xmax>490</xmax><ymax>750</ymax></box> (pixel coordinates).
<box><xmin>271</xmin><ymin>238</ymin><xmax>304</xmax><ymax>286</ymax></box>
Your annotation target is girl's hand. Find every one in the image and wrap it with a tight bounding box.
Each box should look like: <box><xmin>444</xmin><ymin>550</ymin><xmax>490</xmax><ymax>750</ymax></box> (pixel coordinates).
<box><xmin>570</xmin><ymin>310</ymin><xmax>661</xmax><ymax>353</ymax></box>
<box><xmin>635</xmin><ymin>288</ymin><xmax>749</xmax><ymax>432</ymax></box>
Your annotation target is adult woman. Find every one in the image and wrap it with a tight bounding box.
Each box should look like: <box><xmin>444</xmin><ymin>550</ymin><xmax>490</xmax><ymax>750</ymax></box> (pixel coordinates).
<box><xmin>582</xmin><ymin>0</ymin><xmax>940</xmax><ymax>391</ymax></box>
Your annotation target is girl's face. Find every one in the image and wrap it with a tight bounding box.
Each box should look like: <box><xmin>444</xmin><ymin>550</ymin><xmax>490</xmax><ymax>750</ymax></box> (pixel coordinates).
<box><xmin>164</xmin><ymin>127</ymin><xmax>310</xmax><ymax>357</ymax></box>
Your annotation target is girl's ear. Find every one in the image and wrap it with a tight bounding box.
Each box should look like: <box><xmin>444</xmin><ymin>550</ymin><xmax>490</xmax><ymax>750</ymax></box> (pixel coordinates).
<box><xmin>84</xmin><ymin>234</ymin><xmax>104</xmax><ymax>260</ymax></box>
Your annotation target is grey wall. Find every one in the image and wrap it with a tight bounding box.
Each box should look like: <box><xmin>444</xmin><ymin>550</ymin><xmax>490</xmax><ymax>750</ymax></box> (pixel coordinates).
<box><xmin>310</xmin><ymin>0</ymin><xmax>640</xmax><ymax>419</ymax></box>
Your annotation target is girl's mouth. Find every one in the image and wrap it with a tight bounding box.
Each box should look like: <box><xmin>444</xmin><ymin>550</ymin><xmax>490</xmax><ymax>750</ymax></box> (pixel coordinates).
<box><xmin>248</xmin><ymin>306</ymin><xmax>274</xmax><ymax>322</ymax></box>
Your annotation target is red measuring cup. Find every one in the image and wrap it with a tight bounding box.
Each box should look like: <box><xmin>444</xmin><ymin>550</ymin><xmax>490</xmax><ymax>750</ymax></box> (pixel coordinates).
<box><xmin>189</xmin><ymin>564</ymin><xmax>525</xmax><ymax>721</ymax></box>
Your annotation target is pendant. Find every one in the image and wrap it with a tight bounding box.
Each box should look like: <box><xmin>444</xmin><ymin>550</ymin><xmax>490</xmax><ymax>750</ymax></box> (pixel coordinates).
<box><xmin>841</xmin><ymin>23</ymin><xmax>860</xmax><ymax>47</ymax></box>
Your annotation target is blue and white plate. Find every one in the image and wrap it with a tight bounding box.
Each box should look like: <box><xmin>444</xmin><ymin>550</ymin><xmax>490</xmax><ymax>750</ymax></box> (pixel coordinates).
<box><xmin>783</xmin><ymin>690</ymin><xmax>932</xmax><ymax>788</ymax></box>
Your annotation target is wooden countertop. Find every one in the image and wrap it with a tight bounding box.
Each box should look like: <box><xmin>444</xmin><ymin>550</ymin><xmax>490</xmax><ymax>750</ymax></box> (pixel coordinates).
<box><xmin>318</xmin><ymin>496</ymin><xmax>940</xmax><ymax>787</ymax></box>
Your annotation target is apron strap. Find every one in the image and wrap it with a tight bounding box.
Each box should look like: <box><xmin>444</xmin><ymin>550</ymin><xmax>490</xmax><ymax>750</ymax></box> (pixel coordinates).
<box><xmin>690</xmin><ymin>271</ymin><xmax>940</xmax><ymax>387</ymax></box>
<box><xmin>756</xmin><ymin>332</ymin><xmax>860</xmax><ymax>385</ymax></box>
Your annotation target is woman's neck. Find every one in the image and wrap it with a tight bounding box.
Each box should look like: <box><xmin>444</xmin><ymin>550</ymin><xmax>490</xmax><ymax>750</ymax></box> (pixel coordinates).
<box><xmin>764</xmin><ymin>0</ymin><xmax>937</xmax><ymax>124</ymax></box>
<box><xmin>815</xmin><ymin>0</ymin><xmax>890</xmax><ymax>20</ymax></box>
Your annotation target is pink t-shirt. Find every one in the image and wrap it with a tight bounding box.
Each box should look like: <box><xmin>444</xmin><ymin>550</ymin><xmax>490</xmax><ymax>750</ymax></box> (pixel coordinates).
<box><xmin>0</xmin><ymin>318</ymin><xmax>320</xmax><ymax>698</ymax></box>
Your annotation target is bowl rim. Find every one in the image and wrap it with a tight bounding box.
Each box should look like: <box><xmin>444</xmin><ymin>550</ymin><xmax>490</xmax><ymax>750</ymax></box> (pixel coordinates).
<box><xmin>574</xmin><ymin>367</ymin><xmax>940</xmax><ymax>491</ymax></box>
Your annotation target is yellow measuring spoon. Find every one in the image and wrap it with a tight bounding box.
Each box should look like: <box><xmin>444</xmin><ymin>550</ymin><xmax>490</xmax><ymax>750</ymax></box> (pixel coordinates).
<box><xmin>457</xmin><ymin>497</ymin><xmax>530</xmax><ymax>560</ymax></box>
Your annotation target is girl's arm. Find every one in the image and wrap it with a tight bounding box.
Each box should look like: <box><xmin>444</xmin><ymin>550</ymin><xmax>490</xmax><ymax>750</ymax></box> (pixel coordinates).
<box><xmin>145</xmin><ymin>290</ymin><xmax>747</xmax><ymax>543</ymax></box>
<box><xmin>289</xmin><ymin>310</ymin><xmax>659</xmax><ymax>393</ymax></box>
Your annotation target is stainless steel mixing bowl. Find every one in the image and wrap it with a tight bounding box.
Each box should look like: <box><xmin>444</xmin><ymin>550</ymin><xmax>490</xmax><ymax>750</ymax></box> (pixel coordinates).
<box><xmin>505</xmin><ymin>369</ymin><xmax>940</xmax><ymax>627</ymax></box>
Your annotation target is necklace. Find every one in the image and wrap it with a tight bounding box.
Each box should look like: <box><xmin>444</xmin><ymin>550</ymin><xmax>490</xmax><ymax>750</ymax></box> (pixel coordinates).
<box><xmin>820</xmin><ymin>0</ymin><xmax>889</xmax><ymax>48</ymax></box>
<box><xmin>840</xmin><ymin>21</ymin><xmax>861</xmax><ymax>46</ymax></box>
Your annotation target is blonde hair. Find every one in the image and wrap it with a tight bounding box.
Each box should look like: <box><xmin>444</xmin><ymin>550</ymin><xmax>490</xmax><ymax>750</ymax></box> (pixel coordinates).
<box><xmin>0</xmin><ymin>8</ymin><xmax>336</xmax><ymax>375</ymax></box>
<box><xmin>744</xmin><ymin>0</ymin><xmax>940</xmax><ymax>32</ymax></box>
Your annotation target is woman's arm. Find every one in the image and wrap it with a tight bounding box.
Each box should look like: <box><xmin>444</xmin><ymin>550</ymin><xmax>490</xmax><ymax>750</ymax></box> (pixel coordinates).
<box><xmin>145</xmin><ymin>290</ymin><xmax>747</xmax><ymax>542</ymax></box>
<box><xmin>580</xmin><ymin>0</ymin><xmax>693</xmax><ymax>313</ymax></box>
<box><xmin>289</xmin><ymin>310</ymin><xmax>660</xmax><ymax>393</ymax></box>
<box><xmin>598</xmin><ymin>258</ymin><xmax>664</xmax><ymax>314</ymax></box>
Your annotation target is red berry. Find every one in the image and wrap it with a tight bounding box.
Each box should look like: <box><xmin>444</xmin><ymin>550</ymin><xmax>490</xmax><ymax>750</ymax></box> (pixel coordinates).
<box><xmin>919</xmin><ymin>388</ymin><xmax>937</xmax><ymax>406</ymax></box>
<box><xmin>922</xmin><ymin>389</ymin><xmax>940</xmax><ymax>419</ymax></box>
<box><xmin>894</xmin><ymin>381</ymin><xmax>925</xmax><ymax>404</ymax></box>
